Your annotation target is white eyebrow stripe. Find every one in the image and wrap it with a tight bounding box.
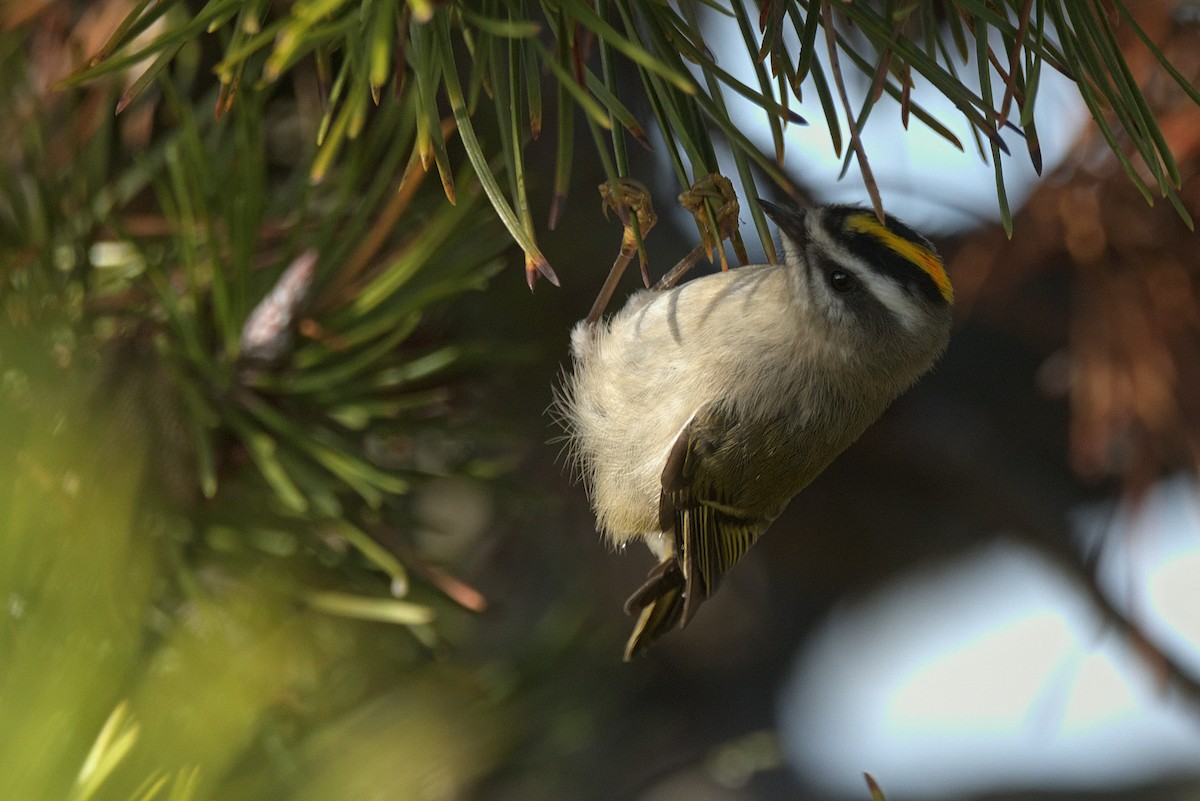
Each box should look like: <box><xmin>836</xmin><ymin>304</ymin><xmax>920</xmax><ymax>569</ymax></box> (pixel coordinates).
<box><xmin>808</xmin><ymin>209</ymin><xmax>927</xmax><ymax>332</ymax></box>
<box><xmin>854</xmin><ymin>265</ymin><xmax>923</xmax><ymax>331</ymax></box>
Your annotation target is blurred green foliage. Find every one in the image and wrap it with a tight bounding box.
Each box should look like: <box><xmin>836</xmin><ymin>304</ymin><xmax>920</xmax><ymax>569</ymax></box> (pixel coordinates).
<box><xmin>0</xmin><ymin>364</ymin><xmax>512</xmax><ymax>800</ymax></box>
<box><xmin>0</xmin><ymin>7</ymin><xmax>523</xmax><ymax>797</ymax></box>
<box><xmin>0</xmin><ymin>366</ymin><xmax>157</xmax><ymax>801</ymax></box>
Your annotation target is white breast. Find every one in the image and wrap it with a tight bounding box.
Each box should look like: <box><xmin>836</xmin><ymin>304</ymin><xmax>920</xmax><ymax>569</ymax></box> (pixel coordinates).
<box><xmin>563</xmin><ymin>264</ymin><xmax>821</xmax><ymax>546</ymax></box>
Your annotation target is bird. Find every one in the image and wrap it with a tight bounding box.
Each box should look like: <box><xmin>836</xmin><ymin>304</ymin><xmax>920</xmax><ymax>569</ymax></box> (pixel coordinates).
<box><xmin>557</xmin><ymin>200</ymin><xmax>954</xmax><ymax>660</ymax></box>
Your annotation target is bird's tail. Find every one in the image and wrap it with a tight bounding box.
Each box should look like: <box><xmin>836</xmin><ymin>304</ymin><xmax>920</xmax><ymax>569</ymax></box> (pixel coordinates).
<box><xmin>622</xmin><ymin>558</ymin><xmax>686</xmax><ymax>661</ymax></box>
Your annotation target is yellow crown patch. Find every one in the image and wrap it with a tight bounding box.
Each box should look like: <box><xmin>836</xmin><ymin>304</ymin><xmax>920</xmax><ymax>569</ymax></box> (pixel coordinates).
<box><xmin>845</xmin><ymin>213</ymin><xmax>954</xmax><ymax>304</ymax></box>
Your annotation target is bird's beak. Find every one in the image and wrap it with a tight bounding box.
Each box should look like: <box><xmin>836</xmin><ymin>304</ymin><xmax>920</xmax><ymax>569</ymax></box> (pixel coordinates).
<box><xmin>758</xmin><ymin>198</ymin><xmax>808</xmax><ymax>258</ymax></box>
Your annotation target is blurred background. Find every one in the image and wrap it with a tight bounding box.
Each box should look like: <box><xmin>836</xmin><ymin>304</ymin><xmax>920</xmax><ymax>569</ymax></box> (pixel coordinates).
<box><xmin>2</xmin><ymin>2</ymin><xmax>1200</xmax><ymax>800</ymax></box>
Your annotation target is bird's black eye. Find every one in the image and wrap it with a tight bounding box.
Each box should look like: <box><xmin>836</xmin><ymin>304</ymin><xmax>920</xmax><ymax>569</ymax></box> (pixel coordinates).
<box><xmin>828</xmin><ymin>269</ymin><xmax>856</xmax><ymax>293</ymax></box>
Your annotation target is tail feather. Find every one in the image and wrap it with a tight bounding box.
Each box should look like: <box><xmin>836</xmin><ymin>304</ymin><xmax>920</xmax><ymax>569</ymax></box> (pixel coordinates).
<box><xmin>623</xmin><ymin>559</ymin><xmax>687</xmax><ymax>661</ymax></box>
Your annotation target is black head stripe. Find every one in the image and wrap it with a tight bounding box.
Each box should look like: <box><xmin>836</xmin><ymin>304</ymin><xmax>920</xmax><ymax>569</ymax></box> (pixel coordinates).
<box><xmin>821</xmin><ymin>205</ymin><xmax>950</xmax><ymax>305</ymax></box>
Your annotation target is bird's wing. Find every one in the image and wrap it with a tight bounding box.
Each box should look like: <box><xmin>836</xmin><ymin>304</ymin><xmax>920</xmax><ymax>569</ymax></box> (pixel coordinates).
<box><xmin>659</xmin><ymin>405</ymin><xmax>764</xmax><ymax>627</ymax></box>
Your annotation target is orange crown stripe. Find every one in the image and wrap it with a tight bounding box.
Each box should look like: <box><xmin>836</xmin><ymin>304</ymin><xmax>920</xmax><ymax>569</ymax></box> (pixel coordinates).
<box><xmin>846</xmin><ymin>215</ymin><xmax>954</xmax><ymax>304</ymax></box>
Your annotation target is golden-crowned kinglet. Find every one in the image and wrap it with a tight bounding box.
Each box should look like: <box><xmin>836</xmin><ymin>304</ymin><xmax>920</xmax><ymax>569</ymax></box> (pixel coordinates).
<box><xmin>558</xmin><ymin>200</ymin><xmax>954</xmax><ymax>660</ymax></box>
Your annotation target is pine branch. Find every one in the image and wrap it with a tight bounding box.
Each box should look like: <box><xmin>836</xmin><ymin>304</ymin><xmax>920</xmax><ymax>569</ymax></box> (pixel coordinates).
<box><xmin>0</xmin><ymin>18</ymin><xmax>508</xmax><ymax>616</ymax></box>
<box><xmin>56</xmin><ymin>1</ymin><xmax>1200</xmax><ymax>270</ymax></box>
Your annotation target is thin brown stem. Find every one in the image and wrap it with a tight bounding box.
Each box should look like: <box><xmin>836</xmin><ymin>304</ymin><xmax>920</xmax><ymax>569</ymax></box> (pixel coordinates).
<box><xmin>999</xmin><ymin>0</ymin><xmax>1035</xmax><ymax>125</ymax></box>
<box><xmin>584</xmin><ymin>247</ymin><xmax>635</xmax><ymax>325</ymax></box>
<box><xmin>316</xmin><ymin>118</ymin><xmax>457</xmax><ymax>312</ymax></box>
<box><xmin>823</xmin><ymin>2</ymin><xmax>884</xmax><ymax>222</ymax></box>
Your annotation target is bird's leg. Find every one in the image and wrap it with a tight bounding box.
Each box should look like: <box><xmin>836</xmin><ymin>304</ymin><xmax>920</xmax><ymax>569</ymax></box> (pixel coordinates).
<box><xmin>586</xmin><ymin>179</ymin><xmax>658</xmax><ymax>326</ymax></box>
<box><xmin>584</xmin><ymin>248</ymin><xmax>635</xmax><ymax>326</ymax></box>
<box><xmin>650</xmin><ymin>174</ymin><xmax>740</xmax><ymax>291</ymax></box>
<box><xmin>677</xmin><ymin>172</ymin><xmax>745</xmax><ymax>272</ymax></box>
<box><xmin>653</xmin><ymin>244</ymin><xmax>707</xmax><ymax>291</ymax></box>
